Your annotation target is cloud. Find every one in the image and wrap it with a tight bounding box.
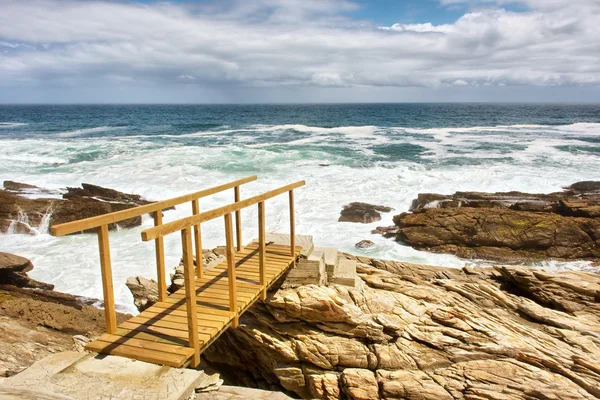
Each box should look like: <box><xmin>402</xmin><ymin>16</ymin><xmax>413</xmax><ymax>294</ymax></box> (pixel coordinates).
<box><xmin>0</xmin><ymin>0</ymin><xmax>598</xmax><ymax>96</ymax></box>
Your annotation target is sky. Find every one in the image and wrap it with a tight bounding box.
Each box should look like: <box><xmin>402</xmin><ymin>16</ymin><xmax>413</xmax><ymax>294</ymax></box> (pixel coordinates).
<box><xmin>0</xmin><ymin>0</ymin><xmax>599</xmax><ymax>103</ymax></box>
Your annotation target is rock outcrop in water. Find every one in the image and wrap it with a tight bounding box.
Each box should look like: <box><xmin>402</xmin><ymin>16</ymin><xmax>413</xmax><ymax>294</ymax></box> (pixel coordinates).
<box><xmin>193</xmin><ymin>253</ymin><xmax>600</xmax><ymax>399</ymax></box>
<box><xmin>0</xmin><ymin>180</ymin><xmax>155</xmax><ymax>234</ymax></box>
<box><xmin>339</xmin><ymin>203</ymin><xmax>393</xmax><ymax>224</ymax></box>
<box><xmin>376</xmin><ymin>181</ymin><xmax>600</xmax><ymax>263</ymax></box>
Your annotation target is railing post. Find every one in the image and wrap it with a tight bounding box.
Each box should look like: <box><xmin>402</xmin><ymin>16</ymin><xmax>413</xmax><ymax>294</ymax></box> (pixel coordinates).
<box><xmin>258</xmin><ymin>201</ymin><xmax>267</xmax><ymax>300</ymax></box>
<box><xmin>181</xmin><ymin>227</ymin><xmax>200</xmax><ymax>367</ymax></box>
<box><xmin>224</xmin><ymin>213</ymin><xmax>239</xmax><ymax>328</ymax></box>
<box><xmin>97</xmin><ymin>224</ymin><xmax>117</xmax><ymax>334</ymax></box>
<box><xmin>191</xmin><ymin>199</ymin><xmax>203</xmax><ymax>279</ymax></box>
<box><xmin>234</xmin><ymin>186</ymin><xmax>242</xmax><ymax>252</ymax></box>
<box><xmin>289</xmin><ymin>189</ymin><xmax>296</xmax><ymax>264</ymax></box>
<box><xmin>153</xmin><ymin>211</ymin><xmax>167</xmax><ymax>302</ymax></box>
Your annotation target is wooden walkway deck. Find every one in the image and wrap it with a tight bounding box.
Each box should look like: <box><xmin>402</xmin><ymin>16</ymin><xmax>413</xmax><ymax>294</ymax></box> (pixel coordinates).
<box><xmin>86</xmin><ymin>242</ymin><xmax>301</xmax><ymax>367</ymax></box>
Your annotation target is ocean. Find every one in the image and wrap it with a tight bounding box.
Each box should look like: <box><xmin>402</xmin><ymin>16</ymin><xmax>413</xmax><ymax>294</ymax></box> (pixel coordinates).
<box><xmin>1</xmin><ymin>103</ymin><xmax>599</xmax><ymax>313</ymax></box>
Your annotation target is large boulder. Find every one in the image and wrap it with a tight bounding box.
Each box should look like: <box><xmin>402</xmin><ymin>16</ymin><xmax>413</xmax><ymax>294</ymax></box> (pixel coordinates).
<box><xmin>0</xmin><ymin>181</ymin><xmax>155</xmax><ymax>234</ymax></box>
<box><xmin>339</xmin><ymin>203</ymin><xmax>393</xmax><ymax>224</ymax></box>
<box><xmin>0</xmin><ymin>253</ymin><xmax>53</xmax><ymax>290</ymax></box>
<box><xmin>199</xmin><ymin>254</ymin><xmax>600</xmax><ymax>399</ymax></box>
<box><xmin>0</xmin><ymin>253</ymin><xmax>33</xmax><ymax>273</ymax></box>
<box><xmin>125</xmin><ymin>276</ymin><xmax>158</xmax><ymax>312</ymax></box>
<box><xmin>394</xmin><ymin>207</ymin><xmax>600</xmax><ymax>262</ymax></box>
<box><xmin>378</xmin><ymin>181</ymin><xmax>600</xmax><ymax>262</ymax></box>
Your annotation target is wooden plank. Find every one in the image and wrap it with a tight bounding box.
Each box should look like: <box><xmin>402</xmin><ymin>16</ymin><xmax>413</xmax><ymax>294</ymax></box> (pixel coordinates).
<box><xmin>224</xmin><ymin>214</ymin><xmax>238</xmax><ymax>328</ymax></box>
<box><xmin>119</xmin><ymin>321</ymin><xmax>212</xmax><ymax>343</ymax></box>
<box><xmin>97</xmin><ymin>224</ymin><xmax>117</xmax><ymax>334</ymax></box>
<box><xmin>109</xmin><ymin>327</ymin><xmax>190</xmax><ymax>347</ymax></box>
<box><xmin>194</xmin><ymin>280</ymin><xmax>260</xmax><ymax>293</ymax></box>
<box><xmin>182</xmin><ymin>227</ymin><xmax>201</xmax><ymax>367</ymax></box>
<box><xmin>143</xmin><ymin>309</ymin><xmax>230</xmax><ymax>325</ymax></box>
<box><xmin>289</xmin><ymin>190</ymin><xmax>296</xmax><ymax>262</ymax></box>
<box><xmin>148</xmin><ymin>302</ymin><xmax>234</xmax><ymax>317</ymax></box>
<box><xmin>51</xmin><ymin>176</ymin><xmax>258</xmax><ymax>236</ymax></box>
<box><xmin>153</xmin><ymin>211</ymin><xmax>167</xmax><ymax>302</ymax></box>
<box><xmin>192</xmin><ymin>199</ymin><xmax>203</xmax><ymax>279</ymax></box>
<box><xmin>142</xmin><ymin>181</ymin><xmax>306</xmax><ymax>241</ymax></box>
<box><xmin>86</xmin><ymin>340</ymin><xmax>188</xmax><ymax>367</ymax></box>
<box><xmin>136</xmin><ymin>312</ymin><xmax>226</xmax><ymax>329</ymax></box>
<box><xmin>127</xmin><ymin>315</ymin><xmax>219</xmax><ymax>335</ymax></box>
<box><xmin>258</xmin><ymin>201</ymin><xmax>267</xmax><ymax>300</ymax></box>
<box><xmin>174</xmin><ymin>287</ymin><xmax>255</xmax><ymax>301</ymax></box>
<box><xmin>234</xmin><ymin>185</ymin><xmax>242</xmax><ymax>252</ymax></box>
<box><xmin>93</xmin><ymin>334</ymin><xmax>194</xmax><ymax>357</ymax></box>
<box><xmin>169</xmin><ymin>291</ymin><xmax>252</xmax><ymax>305</ymax></box>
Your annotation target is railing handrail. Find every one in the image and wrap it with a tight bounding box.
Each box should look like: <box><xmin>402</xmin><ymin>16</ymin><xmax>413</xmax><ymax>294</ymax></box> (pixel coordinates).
<box><xmin>141</xmin><ymin>180</ymin><xmax>305</xmax><ymax>241</ymax></box>
<box><xmin>50</xmin><ymin>175</ymin><xmax>258</xmax><ymax>236</ymax></box>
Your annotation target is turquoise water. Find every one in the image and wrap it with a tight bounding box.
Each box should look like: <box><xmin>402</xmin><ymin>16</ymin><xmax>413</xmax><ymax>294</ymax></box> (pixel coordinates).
<box><xmin>1</xmin><ymin>104</ymin><xmax>599</xmax><ymax>312</ymax></box>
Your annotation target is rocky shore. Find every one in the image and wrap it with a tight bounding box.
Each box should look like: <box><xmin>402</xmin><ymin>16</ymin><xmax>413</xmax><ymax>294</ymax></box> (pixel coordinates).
<box><xmin>117</xmin><ymin>247</ymin><xmax>600</xmax><ymax>400</ymax></box>
<box><xmin>1</xmin><ymin>180</ymin><xmax>156</xmax><ymax>234</ymax></box>
<box><xmin>2</xmin><ymin>179</ymin><xmax>600</xmax><ymax>399</ymax></box>
<box><xmin>0</xmin><ymin>253</ymin><xmax>130</xmax><ymax>377</ymax></box>
<box><xmin>374</xmin><ymin>181</ymin><xmax>600</xmax><ymax>263</ymax></box>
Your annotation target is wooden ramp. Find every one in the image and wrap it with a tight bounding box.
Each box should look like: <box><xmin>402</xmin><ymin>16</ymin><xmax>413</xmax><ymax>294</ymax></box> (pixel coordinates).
<box><xmin>86</xmin><ymin>242</ymin><xmax>301</xmax><ymax>367</ymax></box>
<box><xmin>50</xmin><ymin>176</ymin><xmax>306</xmax><ymax>369</ymax></box>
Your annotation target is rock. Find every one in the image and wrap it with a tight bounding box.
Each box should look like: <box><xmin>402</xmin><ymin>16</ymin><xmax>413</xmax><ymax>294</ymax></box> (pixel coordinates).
<box><xmin>3</xmin><ymin>181</ymin><xmax>39</xmax><ymax>191</ymax></box>
<box><xmin>0</xmin><ymin>219</ymin><xmax>37</xmax><ymax>235</ymax></box>
<box><xmin>341</xmin><ymin>369</ymin><xmax>379</xmax><ymax>400</ymax></box>
<box><xmin>339</xmin><ymin>203</ymin><xmax>393</xmax><ymax>224</ymax></box>
<box><xmin>0</xmin><ymin>253</ymin><xmax>51</xmax><ymax>289</ymax></box>
<box><xmin>125</xmin><ymin>276</ymin><xmax>158</xmax><ymax>312</ymax></box>
<box><xmin>370</xmin><ymin>226</ymin><xmax>399</xmax><ymax>238</ymax></box>
<box><xmin>568</xmin><ymin>181</ymin><xmax>600</xmax><ymax>193</ymax></box>
<box><xmin>201</xmin><ymin>253</ymin><xmax>600</xmax><ymax>399</ymax></box>
<box><xmin>0</xmin><ymin>285</ymin><xmax>129</xmax><ymax>377</ymax></box>
<box><xmin>194</xmin><ymin>372</ymin><xmax>224</xmax><ymax>393</ymax></box>
<box><xmin>388</xmin><ymin>182</ymin><xmax>600</xmax><ymax>263</ymax></box>
<box><xmin>0</xmin><ymin>253</ymin><xmax>33</xmax><ymax>273</ymax></box>
<box><xmin>194</xmin><ymin>386</ymin><xmax>294</xmax><ymax>400</ymax></box>
<box><xmin>355</xmin><ymin>240</ymin><xmax>375</xmax><ymax>249</ymax></box>
<box><xmin>394</xmin><ymin>206</ymin><xmax>600</xmax><ymax>262</ymax></box>
<box><xmin>72</xmin><ymin>335</ymin><xmax>91</xmax><ymax>353</ymax></box>
<box><xmin>0</xmin><ymin>182</ymin><xmax>156</xmax><ymax>234</ymax></box>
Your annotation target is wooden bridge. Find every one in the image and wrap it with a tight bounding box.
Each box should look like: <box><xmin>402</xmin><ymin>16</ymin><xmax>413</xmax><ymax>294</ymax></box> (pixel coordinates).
<box><xmin>51</xmin><ymin>176</ymin><xmax>305</xmax><ymax>368</ymax></box>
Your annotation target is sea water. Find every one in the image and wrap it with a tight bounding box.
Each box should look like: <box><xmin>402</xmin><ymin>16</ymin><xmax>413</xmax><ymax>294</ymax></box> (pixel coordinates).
<box><xmin>0</xmin><ymin>103</ymin><xmax>599</xmax><ymax>313</ymax></box>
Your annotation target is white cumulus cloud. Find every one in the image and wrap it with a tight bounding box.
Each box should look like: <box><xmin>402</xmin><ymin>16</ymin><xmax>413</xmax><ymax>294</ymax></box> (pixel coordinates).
<box><xmin>0</xmin><ymin>0</ymin><xmax>598</xmax><ymax>97</ymax></box>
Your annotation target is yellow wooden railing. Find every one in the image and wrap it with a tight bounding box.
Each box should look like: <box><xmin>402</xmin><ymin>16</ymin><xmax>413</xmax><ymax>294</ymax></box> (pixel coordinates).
<box><xmin>140</xmin><ymin>180</ymin><xmax>305</xmax><ymax>366</ymax></box>
<box><xmin>50</xmin><ymin>176</ymin><xmax>257</xmax><ymax>334</ymax></box>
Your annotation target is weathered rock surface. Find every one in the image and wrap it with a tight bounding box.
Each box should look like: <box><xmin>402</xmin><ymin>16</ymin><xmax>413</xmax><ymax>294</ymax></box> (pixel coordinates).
<box><xmin>355</xmin><ymin>240</ymin><xmax>375</xmax><ymax>249</ymax></box>
<box><xmin>125</xmin><ymin>276</ymin><xmax>158</xmax><ymax>312</ymax></box>
<box><xmin>381</xmin><ymin>181</ymin><xmax>600</xmax><ymax>262</ymax></box>
<box><xmin>0</xmin><ymin>254</ymin><xmax>130</xmax><ymax>377</ymax></box>
<box><xmin>0</xmin><ymin>253</ymin><xmax>53</xmax><ymax>289</ymax></box>
<box><xmin>1</xmin><ymin>181</ymin><xmax>155</xmax><ymax>234</ymax></box>
<box><xmin>339</xmin><ymin>203</ymin><xmax>393</xmax><ymax>224</ymax></box>
<box><xmin>200</xmin><ymin>254</ymin><xmax>600</xmax><ymax>399</ymax></box>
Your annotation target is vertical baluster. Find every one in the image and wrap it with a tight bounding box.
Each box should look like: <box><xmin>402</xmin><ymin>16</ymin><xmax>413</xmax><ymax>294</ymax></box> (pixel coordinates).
<box><xmin>234</xmin><ymin>186</ymin><xmax>242</xmax><ymax>252</ymax></box>
<box><xmin>289</xmin><ymin>189</ymin><xmax>296</xmax><ymax>264</ymax></box>
<box><xmin>192</xmin><ymin>199</ymin><xmax>203</xmax><ymax>279</ymax></box>
<box><xmin>181</xmin><ymin>227</ymin><xmax>200</xmax><ymax>367</ymax></box>
<box><xmin>258</xmin><ymin>201</ymin><xmax>267</xmax><ymax>300</ymax></box>
<box><xmin>97</xmin><ymin>224</ymin><xmax>117</xmax><ymax>334</ymax></box>
<box><xmin>153</xmin><ymin>211</ymin><xmax>167</xmax><ymax>302</ymax></box>
<box><xmin>224</xmin><ymin>213</ymin><xmax>239</xmax><ymax>328</ymax></box>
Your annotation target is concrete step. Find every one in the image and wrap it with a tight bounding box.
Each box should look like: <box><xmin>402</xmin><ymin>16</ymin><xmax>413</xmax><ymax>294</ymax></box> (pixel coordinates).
<box><xmin>282</xmin><ymin>250</ymin><xmax>325</xmax><ymax>288</ymax></box>
<box><xmin>313</xmin><ymin>247</ymin><xmax>339</xmax><ymax>282</ymax></box>
<box><xmin>252</xmin><ymin>233</ymin><xmax>314</xmax><ymax>258</ymax></box>
<box><xmin>0</xmin><ymin>351</ymin><xmax>204</xmax><ymax>400</ymax></box>
<box><xmin>330</xmin><ymin>259</ymin><xmax>358</xmax><ymax>288</ymax></box>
